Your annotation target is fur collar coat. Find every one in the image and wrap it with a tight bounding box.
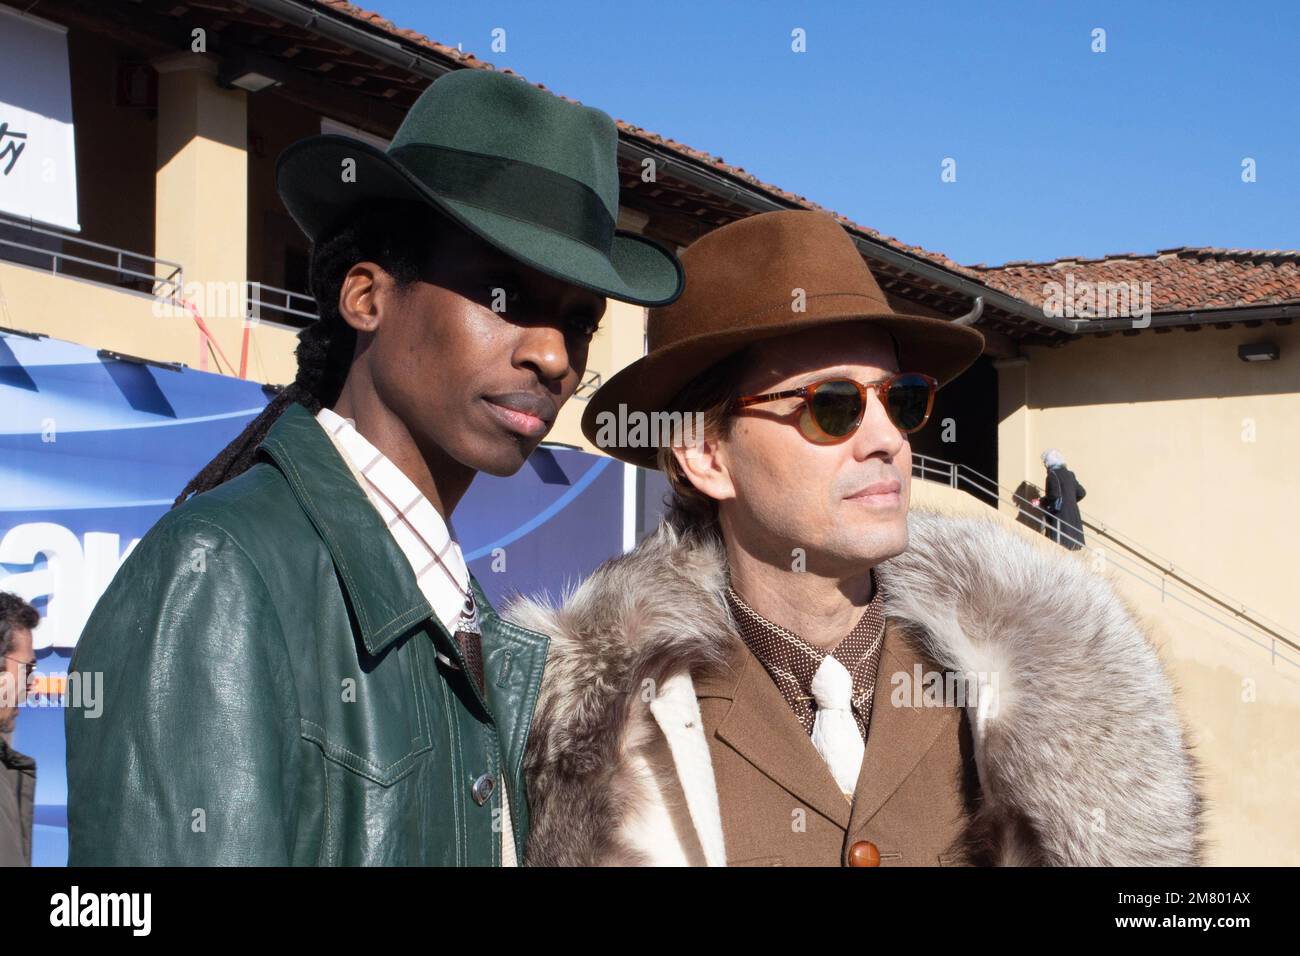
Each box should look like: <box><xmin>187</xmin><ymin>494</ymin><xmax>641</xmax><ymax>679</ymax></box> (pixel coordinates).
<box><xmin>506</xmin><ymin>507</ymin><xmax>1204</xmax><ymax>866</ymax></box>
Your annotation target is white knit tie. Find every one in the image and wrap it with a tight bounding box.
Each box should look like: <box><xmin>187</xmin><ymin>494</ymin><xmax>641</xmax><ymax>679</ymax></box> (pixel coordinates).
<box><xmin>810</xmin><ymin>655</ymin><xmax>865</xmax><ymax>798</ymax></box>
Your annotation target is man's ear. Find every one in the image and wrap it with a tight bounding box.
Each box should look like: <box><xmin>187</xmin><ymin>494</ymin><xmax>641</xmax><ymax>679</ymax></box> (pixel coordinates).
<box><xmin>338</xmin><ymin>262</ymin><xmax>392</xmax><ymax>334</ymax></box>
<box><xmin>672</xmin><ymin>435</ymin><xmax>736</xmax><ymax>504</ymax></box>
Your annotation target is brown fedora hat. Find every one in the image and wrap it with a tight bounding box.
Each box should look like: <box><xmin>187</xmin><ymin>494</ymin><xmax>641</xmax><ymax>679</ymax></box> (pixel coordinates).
<box><xmin>582</xmin><ymin>210</ymin><xmax>986</xmax><ymax>469</ymax></box>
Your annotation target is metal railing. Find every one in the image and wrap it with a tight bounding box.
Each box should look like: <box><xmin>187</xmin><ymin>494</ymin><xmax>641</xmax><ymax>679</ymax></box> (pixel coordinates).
<box><xmin>0</xmin><ymin>215</ymin><xmax>182</xmax><ymax>300</ymax></box>
<box><xmin>911</xmin><ymin>452</ymin><xmax>1300</xmax><ymax>673</ymax></box>
<box><xmin>246</xmin><ymin>281</ymin><xmax>318</xmax><ymax>327</ymax></box>
<box><xmin>574</xmin><ymin>368</ymin><xmax>603</xmax><ymax>401</ymax></box>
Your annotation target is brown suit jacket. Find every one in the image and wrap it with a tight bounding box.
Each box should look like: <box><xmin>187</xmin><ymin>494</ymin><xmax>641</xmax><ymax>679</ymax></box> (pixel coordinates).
<box><xmin>696</xmin><ymin>617</ymin><xmax>979</xmax><ymax>866</ymax></box>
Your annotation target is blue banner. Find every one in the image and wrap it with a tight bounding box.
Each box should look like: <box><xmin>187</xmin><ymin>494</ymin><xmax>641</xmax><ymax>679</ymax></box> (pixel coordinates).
<box><xmin>0</xmin><ymin>330</ymin><xmax>624</xmax><ymax>866</ymax></box>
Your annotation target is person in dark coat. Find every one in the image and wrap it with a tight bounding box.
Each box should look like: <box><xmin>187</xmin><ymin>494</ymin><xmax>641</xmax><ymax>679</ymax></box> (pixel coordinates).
<box><xmin>1</xmin><ymin>591</ymin><xmax>39</xmax><ymax>867</ymax></box>
<box><xmin>1038</xmin><ymin>448</ymin><xmax>1087</xmax><ymax>550</ymax></box>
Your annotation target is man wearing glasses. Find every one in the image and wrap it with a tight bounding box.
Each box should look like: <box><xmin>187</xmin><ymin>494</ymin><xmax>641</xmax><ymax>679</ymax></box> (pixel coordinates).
<box><xmin>513</xmin><ymin>210</ymin><xmax>1203</xmax><ymax>866</ymax></box>
<box><xmin>1</xmin><ymin>591</ymin><xmax>39</xmax><ymax>867</ymax></box>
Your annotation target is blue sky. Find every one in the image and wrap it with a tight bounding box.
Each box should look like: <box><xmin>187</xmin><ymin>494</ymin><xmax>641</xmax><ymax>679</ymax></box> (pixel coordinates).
<box><xmin>375</xmin><ymin>0</ymin><xmax>1298</xmax><ymax>266</ymax></box>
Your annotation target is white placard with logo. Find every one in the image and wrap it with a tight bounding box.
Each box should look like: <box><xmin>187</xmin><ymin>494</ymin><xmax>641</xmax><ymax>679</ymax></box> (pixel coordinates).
<box><xmin>0</xmin><ymin>6</ymin><xmax>79</xmax><ymax>231</ymax></box>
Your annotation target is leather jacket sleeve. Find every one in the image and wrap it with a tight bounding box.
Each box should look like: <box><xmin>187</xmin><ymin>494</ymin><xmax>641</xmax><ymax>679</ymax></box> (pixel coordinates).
<box><xmin>66</xmin><ymin>512</ymin><xmax>302</xmax><ymax>865</ymax></box>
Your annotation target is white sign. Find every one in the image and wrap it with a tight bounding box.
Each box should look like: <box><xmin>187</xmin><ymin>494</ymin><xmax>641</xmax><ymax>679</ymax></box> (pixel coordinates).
<box><xmin>0</xmin><ymin>7</ymin><xmax>79</xmax><ymax>231</ymax></box>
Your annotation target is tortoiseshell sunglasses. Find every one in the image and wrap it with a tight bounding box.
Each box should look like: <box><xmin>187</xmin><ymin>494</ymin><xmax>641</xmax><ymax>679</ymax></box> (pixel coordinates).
<box><xmin>733</xmin><ymin>372</ymin><xmax>938</xmax><ymax>443</ymax></box>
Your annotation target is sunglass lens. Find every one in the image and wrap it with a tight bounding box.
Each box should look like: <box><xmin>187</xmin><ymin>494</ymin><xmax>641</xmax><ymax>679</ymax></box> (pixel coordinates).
<box><xmin>808</xmin><ymin>380</ymin><xmax>864</xmax><ymax>439</ymax></box>
<box><xmin>887</xmin><ymin>374</ymin><xmax>933</xmax><ymax>431</ymax></box>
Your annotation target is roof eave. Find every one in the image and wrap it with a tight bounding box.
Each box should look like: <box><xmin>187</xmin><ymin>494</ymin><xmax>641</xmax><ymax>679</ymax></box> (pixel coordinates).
<box><xmin>1078</xmin><ymin>302</ymin><xmax>1300</xmax><ymax>334</ymax></box>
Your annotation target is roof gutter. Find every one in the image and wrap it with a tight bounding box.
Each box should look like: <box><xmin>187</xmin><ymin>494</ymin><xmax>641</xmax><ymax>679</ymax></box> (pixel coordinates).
<box><xmin>241</xmin><ymin>0</ymin><xmax>452</xmax><ymax>80</ymax></box>
<box><xmin>1070</xmin><ymin>302</ymin><xmax>1299</xmax><ymax>333</ymax></box>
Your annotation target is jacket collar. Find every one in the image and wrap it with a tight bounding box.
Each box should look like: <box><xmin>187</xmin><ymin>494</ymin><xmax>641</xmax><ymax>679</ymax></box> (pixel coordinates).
<box><xmin>0</xmin><ymin>737</ymin><xmax>35</xmax><ymax>772</ymax></box>
<box><xmin>256</xmin><ymin>402</ymin><xmax>432</xmax><ymax>656</ymax></box>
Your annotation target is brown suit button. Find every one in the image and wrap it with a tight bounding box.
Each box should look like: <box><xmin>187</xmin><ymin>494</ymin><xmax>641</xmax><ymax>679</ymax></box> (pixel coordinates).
<box><xmin>848</xmin><ymin>841</ymin><xmax>881</xmax><ymax>867</ymax></box>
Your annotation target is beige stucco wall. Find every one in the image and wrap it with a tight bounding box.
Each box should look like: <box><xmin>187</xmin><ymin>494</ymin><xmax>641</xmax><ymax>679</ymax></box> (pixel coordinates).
<box><xmin>997</xmin><ymin>323</ymin><xmax>1299</xmax><ymax>639</ymax></box>
<box><xmin>0</xmin><ymin>261</ymin><xmax>301</xmax><ymax>383</ymax></box>
<box><xmin>152</xmin><ymin>53</ymin><xmax>262</xmax><ymax>381</ymax></box>
<box><xmin>913</xmin><ymin>479</ymin><xmax>1300</xmax><ymax>865</ymax></box>
<box><xmin>547</xmin><ymin>297</ymin><xmax>646</xmax><ymax>451</ymax></box>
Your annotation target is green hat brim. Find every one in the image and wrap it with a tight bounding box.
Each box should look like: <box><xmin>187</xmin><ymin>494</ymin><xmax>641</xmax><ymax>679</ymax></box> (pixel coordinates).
<box><xmin>277</xmin><ymin>135</ymin><xmax>684</xmax><ymax>308</ymax></box>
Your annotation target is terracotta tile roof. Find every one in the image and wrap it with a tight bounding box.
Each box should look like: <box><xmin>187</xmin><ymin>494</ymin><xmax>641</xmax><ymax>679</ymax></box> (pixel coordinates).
<box><xmin>316</xmin><ymin>1</ymin><xmax>490</xmax><ymax>67</ymax></box>
<box><xmin>969</xmin><ymin>248</ymin><xmax>1300</xmax><ymax>312</ymax></box>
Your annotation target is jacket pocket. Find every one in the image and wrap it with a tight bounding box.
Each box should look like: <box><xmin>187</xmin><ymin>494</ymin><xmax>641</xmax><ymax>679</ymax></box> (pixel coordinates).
<box><xmin>297</xmin><ymin>639</ymin><xmax>434</xmax><ymax>787</ymax></box>
<box><xmin>300</xmin><ymin>717</ymin><xmax>432</xmax><ymax>786</ymax></box>
<box><xmin>729</xmin><ymin>856</ymin><xmax>785</xmax><ymax>867</ymax></box>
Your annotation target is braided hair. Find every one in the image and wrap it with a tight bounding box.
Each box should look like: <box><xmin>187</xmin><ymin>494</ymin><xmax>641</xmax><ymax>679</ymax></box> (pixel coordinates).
<box><xmin>172</xmin><ymin>200</ymin><xmax>441</xmax><ymax>508</ymax></box>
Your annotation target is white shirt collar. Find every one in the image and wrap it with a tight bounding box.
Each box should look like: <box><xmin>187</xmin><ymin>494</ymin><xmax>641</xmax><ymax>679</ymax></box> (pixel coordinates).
<box><xmin>315</xmin><ymin>406</ymin><xmax>471</xmax><ymax>636</ymax></box>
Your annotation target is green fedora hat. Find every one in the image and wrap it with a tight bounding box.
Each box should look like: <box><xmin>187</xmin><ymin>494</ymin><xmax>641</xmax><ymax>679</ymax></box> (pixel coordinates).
<box><xmin>276</xmin><ymin>69</ymin><xmax>683</xmax><ymax>307</ymax></box>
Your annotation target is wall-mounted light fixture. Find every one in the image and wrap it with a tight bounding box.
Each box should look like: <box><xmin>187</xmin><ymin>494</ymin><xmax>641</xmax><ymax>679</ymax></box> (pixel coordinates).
<box><xmin>221</xmin><ymin>69</ymin><xmax>280</xmax><ymax>93</ymax></box>
<box><xmin>218</xmin><ymin>52</ymin><xmax>288</xmax><ymax>93</ymax></box>
<box><xmin>1237</xmin><ymin>342</ymin><xmax>1279</xmax><ymax>362</ymax></box>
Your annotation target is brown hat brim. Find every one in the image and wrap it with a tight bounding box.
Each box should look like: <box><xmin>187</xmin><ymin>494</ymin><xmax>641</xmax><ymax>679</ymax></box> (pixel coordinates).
<box><xmin>581</xmin><ymin>308</ymin><xmax>984</xmax><ymax>469</ymax></box>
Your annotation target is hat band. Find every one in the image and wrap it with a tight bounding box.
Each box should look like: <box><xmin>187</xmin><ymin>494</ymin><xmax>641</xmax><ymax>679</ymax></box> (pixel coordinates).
<box><xmin>389</xmin><ymin>143</ymin><xmax>615</xmax><ymax>255</ymax></box>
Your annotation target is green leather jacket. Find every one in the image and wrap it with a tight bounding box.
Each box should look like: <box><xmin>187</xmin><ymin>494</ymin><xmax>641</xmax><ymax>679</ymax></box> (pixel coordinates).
<box><xmin>65</xmin><ymin>402</ymin><xmax>550</xmax><ymax>865</ymax></box>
